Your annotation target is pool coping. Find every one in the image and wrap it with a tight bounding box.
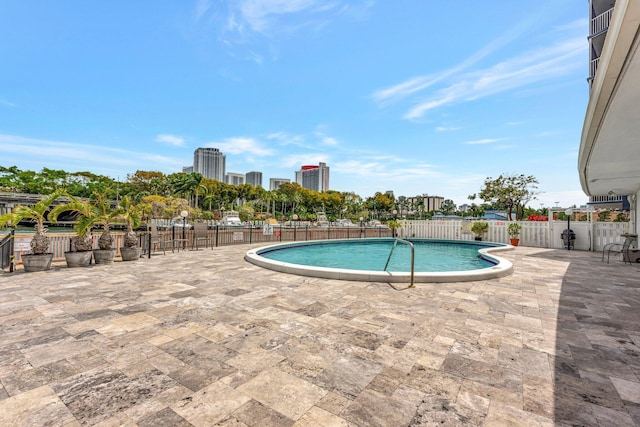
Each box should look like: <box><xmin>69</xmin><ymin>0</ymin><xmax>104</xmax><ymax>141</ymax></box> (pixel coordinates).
<box><xmin>244</xmin><ymin>238</ymin><xmax>514</xmax><ymax>283</ymax></box>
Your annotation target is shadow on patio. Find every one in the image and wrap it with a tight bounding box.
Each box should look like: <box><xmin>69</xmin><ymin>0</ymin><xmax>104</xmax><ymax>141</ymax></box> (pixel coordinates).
<box><xmin>530</xmin><ymin>249</ymin><xmax>640</xmax><ymax>425</ymax></box>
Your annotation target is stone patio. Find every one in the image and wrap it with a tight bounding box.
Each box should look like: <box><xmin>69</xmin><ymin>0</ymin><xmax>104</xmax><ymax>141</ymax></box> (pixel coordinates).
<box><xmin>1</xmin><ymin>244</ymin><xmax>639</xmax><ymax>426</ymax></box>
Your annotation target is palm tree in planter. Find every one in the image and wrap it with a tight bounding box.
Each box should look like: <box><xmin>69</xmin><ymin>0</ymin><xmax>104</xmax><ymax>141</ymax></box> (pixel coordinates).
<box><xmin>49</xmin><ymin>195</ymin><xmax>95</xmax><ymax>268</ymax></box>
<box><xmin>50</xmin><ymin>188</ymin><xmax>123</xmax><ymax>266</ymax></box>
<box><xmin>118</xmin><ymin>195</ymin><xmax>142</xmax><ymax>261</ymax></box>
<box><xmin>471</xmin><ymin>221</ymin><xmax>489</xmax><ymax>241</ymax></box>
<box><xmin>0</xmin><ymin>189</ymin><xmax>65</xmax><ymax>272</ymax></box>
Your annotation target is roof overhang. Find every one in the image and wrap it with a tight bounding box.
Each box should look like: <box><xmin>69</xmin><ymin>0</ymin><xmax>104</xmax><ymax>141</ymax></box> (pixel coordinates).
<box><xmin>579</xmin><ymin>0</ymin><xmax>640</xmax><ymax>196</ymax></box>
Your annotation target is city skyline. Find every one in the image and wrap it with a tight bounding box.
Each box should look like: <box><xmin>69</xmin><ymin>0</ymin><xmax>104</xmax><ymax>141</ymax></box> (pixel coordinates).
<box><xmin>0</xmin><ymin>1</ymin><xmax>588</xmax><ymax>209</ymax></box>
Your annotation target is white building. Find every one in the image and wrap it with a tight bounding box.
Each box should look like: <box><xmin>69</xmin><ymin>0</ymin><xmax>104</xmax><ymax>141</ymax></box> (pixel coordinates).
<box><xmin>245</xmin><ymin>171</ymin><xmax>262</xmax><ymax>188</ymax></box>
<box><xmin>295</xmin><ymin>162</ymin><xmax>330</xmax><ymax>192</ymax></box>
<box><xmin>226</xmin><ymin>172</ymin><xmax>245</xmax><ymax>186</ymax></box>
<box><xmin>269</xmin><ymin>178</ymin><xmax>290</xmax><ymax>191</ymax></box>
<box><xmin>193</xmin><ymin>147</ymin><xmax>225</xmax><ymax>181</ymax></box>
<box><xmin>579</xmin><ymin>0</ymin><xmax>640</xmax><ymax>232</ymax></box>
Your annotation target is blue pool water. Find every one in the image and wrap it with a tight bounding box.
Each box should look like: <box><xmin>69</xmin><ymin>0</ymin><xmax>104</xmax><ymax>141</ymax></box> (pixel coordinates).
<box><xmin>258</xmin><ymin>239</ymin><xmax>497</xmax><ymax>272</ymax></box>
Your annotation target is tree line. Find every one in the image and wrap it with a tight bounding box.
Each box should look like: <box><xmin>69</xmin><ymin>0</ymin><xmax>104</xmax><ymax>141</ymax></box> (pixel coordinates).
<box><xmin>0</xmin><ymin>166</ymin><xmax>545</xmax><ymax>222</ymax></box>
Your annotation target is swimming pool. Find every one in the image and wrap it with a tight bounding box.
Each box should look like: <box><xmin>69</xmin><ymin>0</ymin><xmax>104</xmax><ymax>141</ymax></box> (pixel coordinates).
<box><xmin>245</xmin><ymin>238</ymin><xmax>513</xmax><ymax>283</ymax></box>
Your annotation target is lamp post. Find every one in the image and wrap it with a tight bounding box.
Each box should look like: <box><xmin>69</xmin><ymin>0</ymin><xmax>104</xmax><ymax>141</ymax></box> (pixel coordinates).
<box><xmin>359</xmin><ymin>216</ymin><xmax>364</xmax><ymax>238</ymax></box>
<box><xmin>564</xmin><ymin>208</ymin><xmax>573</xmax><ymax>250</ymax></box>
<box><xmin>292</xmin><ymin>214</ymin><xmax>298</xmax><ymax>241</ymax></box>
<box><xmin>180</xmin><ymin>210</ymin><xmax>188</xmax><ymax>250</ymax></box>
<box><xmin>392</xmin><ymin>209</ymin><xmax>398</xmax><ymax>237</ymax></box>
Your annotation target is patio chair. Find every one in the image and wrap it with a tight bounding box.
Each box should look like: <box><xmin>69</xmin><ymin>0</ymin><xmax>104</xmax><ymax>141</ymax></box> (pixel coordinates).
<box><xmin>602</xmin><ymin>233</ymin><xmax>637</xmax><ymax>263</ymax></box>
<box><xmin>149</xmin><ymin>223</ymin><xmax>171</xmax><ymax>255</ymax></box>
<box><xmin>192</xmin><ymin>222</ymin><xmax>212</xmax><ymax>250</ymax></box>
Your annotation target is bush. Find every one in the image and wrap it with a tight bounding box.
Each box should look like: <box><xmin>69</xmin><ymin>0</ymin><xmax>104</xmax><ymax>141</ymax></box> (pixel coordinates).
<box><xmin>471</xmin><ymin>221</ymin><xmax>488</xmax><ymax>236</ymax></box>
<box><xmin>507</xmin><ymin>223</ymin><xmax>521</xmax><ymax>237</ymax></box>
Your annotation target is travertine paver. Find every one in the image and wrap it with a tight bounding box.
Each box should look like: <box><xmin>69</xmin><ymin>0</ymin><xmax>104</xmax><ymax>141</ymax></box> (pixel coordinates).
<box><xmin>0</xmin><ymin>245</ymin><xmax>639</xmax><ymax>426</ymax></box>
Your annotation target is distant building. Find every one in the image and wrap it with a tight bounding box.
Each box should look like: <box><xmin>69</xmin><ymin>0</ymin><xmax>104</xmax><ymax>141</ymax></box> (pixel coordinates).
<box><xmin>182</xmin><ymin>166</ymin><xmax>193</xmax><ymax>174</ymax></box>
<box><xmin>269</xmin><ymin>178</ymin><xmax>290</xmax><ymax>191</ymax></box>
<box><xmin>226</xmin><ymin>173</ymin><xmax>245</xmax><ymax>186</ymax></box>
<box><xmin>295</xmin><ymin>162</ymin><xmax>329</xmax><ymax>192</ymax></box>
<box><xmin>245</xmin><ymin>171</ymin><xmax>262</xmax><ymax>188</ymax></box>
<box><xmin>587</xmin><ymin>194</ymin><xmax>630</xmax><ymax>210</ymax></box>
<box><xmin>407</xmin><ymin>194</ymin><xmax>444</xmax><ymax>212</ymax></box>
<box><xmin>193</xmin><ymin>147</ymin><xmax>225</xmax><ymax>181</ymax></box>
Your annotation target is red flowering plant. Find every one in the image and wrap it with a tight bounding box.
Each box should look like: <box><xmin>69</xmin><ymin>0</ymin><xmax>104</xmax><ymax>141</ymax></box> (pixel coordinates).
<box><xmin>527</xmin><ymin>214</ymin><xmax>552</xmax><ymax>221</ymax></box>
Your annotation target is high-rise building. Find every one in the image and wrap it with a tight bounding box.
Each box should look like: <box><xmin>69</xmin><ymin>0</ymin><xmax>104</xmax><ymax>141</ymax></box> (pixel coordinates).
<box><xmin>269</xmin><ymin>178</ymin><xmax>290</xmax><ymax>191</ymax></box>
<box><xmin>245</xmin><ymin>171</ymin><xmax>263</xmax><ymax>188</ymax></box>
<box><xmin>226</xmin><ymin>173</ymin><xmax>245</xmax><ymax>186</ymax></box>
<box><xmin>295</xmin><ymin>162</ymin><xmax>329</xmax><ymax>192</ymax></box>
<box><xmin>182</xmin><ymin>166</ymin><xmax>194</xmax><ymax>174</ymax></box>
<box><xmin>193</xmin><ymin>148</ymin><xmax>225</xmax><ymax>181</ymax></box>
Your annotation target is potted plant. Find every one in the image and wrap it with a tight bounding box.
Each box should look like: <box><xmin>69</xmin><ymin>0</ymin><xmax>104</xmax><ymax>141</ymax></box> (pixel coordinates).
<box><xmin>49</xmin><ymin>195</ymin><xmax>95</xmax><ymax>268</ymax></box>
<box><xmin>118</xmin><ymin>195</ymin><xmax>142</xmax><ymax>261</ymax></box>
<box><xmin>507</xmin><ymin>223</ymin><xmax>522</xmax><ymax>246</ymax></box>
<box><xmin>0</xmin><ymin>189</ymin><xmax>65</xmax><ymax>272</ymax></box>
<box><xmin>50</xmin><ymin>188</ymin><xmax>124</xmax><ymax>266</ymax></box>
<box><xmin>471</xmin><ymin>221</ymin><xmax>489</xmax><ymax>241</ymax></box>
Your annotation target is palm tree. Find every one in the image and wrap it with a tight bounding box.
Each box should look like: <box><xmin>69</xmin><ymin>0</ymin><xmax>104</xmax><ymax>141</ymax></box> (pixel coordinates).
<box><xmin>0</xmin><ymin>188</ymin><xmax>65</xmax><ymax>254</ymax></box>
<box><xmin>119</xmin><ymin>195</ymin><xmax>141</xmax><ymax>248</ymax></box>
<box><xmin>50</xmin><ymin>189</ymin><xmax>123</xmax><ymax>251</ymax></box>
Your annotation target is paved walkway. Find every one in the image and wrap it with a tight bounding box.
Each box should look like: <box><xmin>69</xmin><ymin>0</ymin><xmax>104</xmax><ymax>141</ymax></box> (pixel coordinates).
<box><xmin>1</xmin><ymin>245</ymin><xmax>639</xmax><ymax>426</ymax></box>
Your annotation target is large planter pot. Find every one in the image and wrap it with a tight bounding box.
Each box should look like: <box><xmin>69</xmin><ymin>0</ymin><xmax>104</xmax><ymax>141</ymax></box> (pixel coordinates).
<box><xmin>93</xmin><ymin>249</ymin><xmax>116</xmax><ymax>265</ymax></box>
<box><xmin>120</xmin><ymin>246</ymin><xmax>141</xmax><ymax>262</ymax></box>
<box><xmin>510</xmin><ymin>238</ymin><xmax>520</xmax><ymax>246</ymax></box>
<box><xmin>65</xmin><ymin>251</ymin><xmax>92</xmax><ymax>268</ymax></box>
<box><xmin>22</xmin><ymin>253</ymin><xmax>54</xmax><ymax>272</ymax></box>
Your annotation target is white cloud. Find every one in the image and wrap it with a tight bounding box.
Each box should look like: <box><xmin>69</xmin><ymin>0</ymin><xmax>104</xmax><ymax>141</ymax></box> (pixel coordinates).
<box><xmin>281</xmin><ymin>152</ymin><xmax>329</xmax><ymax>168</ymax></box>
<box><xmin>464</xmin><ymin>138</ymin><xmax>503</xmax><ymax>145</ymax></box>
<box><xmin>403</xmin><ymin>35</ymin><xmax>585</xmax><ymax>120</ymax></box>
<box><xmin>372</xmin><ymin>13</ymin><xmax>586</xmax><ymax>120</ymax></box>
<box><xmin>0</xmin><ymin>99</ymin><xmax>16</xmax><ymax>107</ymax></box>
<box><xmin>0</xmin><ymin>133</ymin><xmax>184</xmax><ymax>176</ymax></box>
<box><xmin>217</xmin><ymin>0</ymin><xmax>371</xmax><ymax>42</ymax></box>
<box><xmin>266</xmin><ymin>131</ymin><xmax>307</xmax><ymax>147</ymax></box>
<box><xmin>211</xmin><ymin>137</ymin><xmax>275</xmax><ymax>156</ymax></box>
<box><xmin>435</xmin><ymin>126</ymin><xmax>460</xmax><ymax>132</ymax></box>
<box><xmin>155</xmin><ymin>134</ymin><xmax>186</xmax><ymax>147</ymax></box>
<box><xmin>193</xmin><ymin>0</ymin><xmax>212</xmax><ymax>22</ymax></box>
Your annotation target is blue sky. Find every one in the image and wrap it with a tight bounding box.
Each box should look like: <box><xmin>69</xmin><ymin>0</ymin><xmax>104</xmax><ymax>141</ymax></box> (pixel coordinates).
<box><xmin>1</xmin><ymin>0</ymin><xmax>588</xmax><ymax>209</ymax></box>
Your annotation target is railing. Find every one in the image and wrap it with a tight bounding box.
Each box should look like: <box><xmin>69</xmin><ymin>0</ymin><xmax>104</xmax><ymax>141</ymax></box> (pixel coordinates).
<box><xmin>590</xmin><ymin>7</ymin><xmax>613</xmax><ymax>36</ymax></box>
<box><xmin>8</xmin><ymin>220</ymin><xmax>634</xmax><ymax>268</ymax></box>
<box><xmin>384</xmin><ymin>238</ymin><xmax>415</xmax><ymax>287</ymax></box>
<box><xmin>590</xmin><ymin>57</ymin><xmax>600</xmax><ymax>81</ymax></box>
<box><xmin>0</xmin><ymin>230</ymin><xmax>14</xmax><ymax>272</ymax></box>
<box><xmin>11</xmin><ymin>225</ymin><xmax>393</xmax><ymax>265</ymax></box>
<box><xmin>399</xmin><ymin>219</ymin><xmax>629</xmax><ymax>252</ymax></box>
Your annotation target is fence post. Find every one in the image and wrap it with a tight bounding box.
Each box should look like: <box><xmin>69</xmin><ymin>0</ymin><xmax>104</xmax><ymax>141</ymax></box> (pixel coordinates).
<box><xmin>249</xmin><ymin>225</ymin><xmax>252</xmax><ymax>244</ymax></box>
<box><xmin>215</xmin><ymin>225</ymin><xmax>219</xmax><ymax>247</ymax></box>
<box><xmin>7</xmin><ymin>229</ymin><xmax>15</xmax><ymax>273</ymax></box>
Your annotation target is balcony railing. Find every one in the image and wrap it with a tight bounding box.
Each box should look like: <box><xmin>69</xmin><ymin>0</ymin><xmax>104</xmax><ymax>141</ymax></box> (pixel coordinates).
<box><xmin>589</xmin><ymin>57</ymin><xmax>601</xmax><ymax>82</ymax></box>
<box><xmin>590</xmin><ymin>7</ymin><xmax>614</xmax><ymax>37</ymax></box>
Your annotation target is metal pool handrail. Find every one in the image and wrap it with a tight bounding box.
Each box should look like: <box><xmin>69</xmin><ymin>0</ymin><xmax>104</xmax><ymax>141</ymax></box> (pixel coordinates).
<box><xmin>384</xmin><ymin>238</ymin><xmax>415</xmax><ymax>287</ymax></box>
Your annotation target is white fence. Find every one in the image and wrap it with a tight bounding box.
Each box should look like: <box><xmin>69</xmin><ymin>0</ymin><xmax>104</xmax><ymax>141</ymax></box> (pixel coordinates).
<box><xmin>398</xmin><ymin>220</ymin><xmax>629</xmax><ymax>252</ymax></box>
